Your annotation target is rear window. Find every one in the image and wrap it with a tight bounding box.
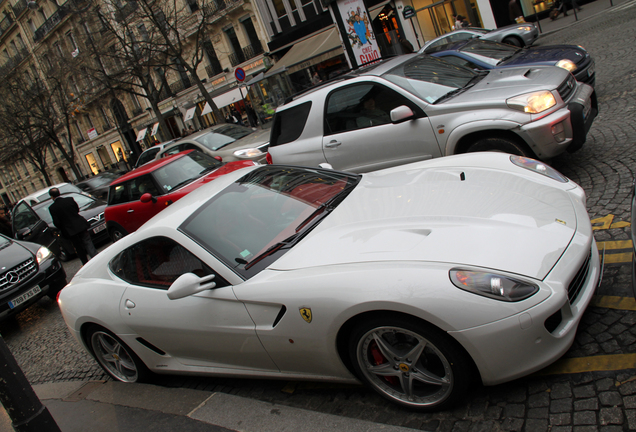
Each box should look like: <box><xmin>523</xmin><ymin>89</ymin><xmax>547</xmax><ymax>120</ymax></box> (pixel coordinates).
<box><xmin>269</xmin><ymin>102</ymin><xmax>312</xmax><ymax>147</ymax></box>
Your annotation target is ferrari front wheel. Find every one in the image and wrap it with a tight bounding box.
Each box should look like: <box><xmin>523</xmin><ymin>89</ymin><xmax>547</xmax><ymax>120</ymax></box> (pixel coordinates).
<box><xmin>87</xmin><ymin>326</ymin><xmax>150</xmax><ymax>383</ymax></box>
<box><xmin>349</xmin><ymin>317</ymin><xmax>472</xmax><ymax>411</ymax></box>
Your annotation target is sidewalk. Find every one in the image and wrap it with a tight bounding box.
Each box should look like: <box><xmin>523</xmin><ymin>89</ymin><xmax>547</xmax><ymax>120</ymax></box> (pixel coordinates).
<box><xmin>0</xmin><ymin>380</ymin><xmax>423</xmax><ymax>432</ymax></box>
<box><xmin>531</xmin><ymin>0</ymin><xmax>629</xmax><ymax>37</ymax></box>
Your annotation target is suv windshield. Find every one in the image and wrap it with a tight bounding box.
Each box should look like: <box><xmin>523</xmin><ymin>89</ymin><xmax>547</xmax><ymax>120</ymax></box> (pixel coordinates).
<box><xmin>181</xmin><ymin>165</ymin><xmax>360</xmax><ymax>278</ymax></box>
<box><xmin>383</xmin><ymin>55</ymin><xmax>480</xmax><ymax>104</ymax></box>
<box><xmin>34</xmin><ymin>193</ymin><xmax>96</xmax><ymax>224</ymax></box>
<box><xmin>195</xmin><ymin>132</ymin><xmax>236</xmax><ymax>151</ymax></box>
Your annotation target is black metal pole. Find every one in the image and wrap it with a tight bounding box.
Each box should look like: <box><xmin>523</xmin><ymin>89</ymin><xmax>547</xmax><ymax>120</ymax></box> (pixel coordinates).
<box><xmin>0</xmin><ymin>336</ymin><xmax>61</xmax><ymax>432</ymax></box>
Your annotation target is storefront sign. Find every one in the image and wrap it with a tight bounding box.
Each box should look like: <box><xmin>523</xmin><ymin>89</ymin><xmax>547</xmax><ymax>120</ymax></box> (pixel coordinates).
<box><xmin>336</xmin><ymin>0</ymin><xmax>381</xmax><ymax>67</ymax></box>
<box><xmin>402</xmin><ymin>5</ymin><xmax>415</xmax><ymax>19</ymax></box>
<box><xmin>87</xmin><ymin>127</ymin><xmax>98</xmax><ymax>140</ymax></box>
<box><xmin>243</xmin><ymin>58</ymin><xmax>264</xmax><ymax>72</ymax></box>
<box><xmin>212</xmin><ymin>76</ymin><xmax>227</xmax><ymax>87</ymax></box>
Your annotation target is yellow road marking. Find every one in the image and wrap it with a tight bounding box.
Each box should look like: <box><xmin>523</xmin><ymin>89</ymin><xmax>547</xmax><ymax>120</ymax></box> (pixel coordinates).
<box><xmin>591</xmin><ymin>214</ymin><xmax>631</xmax><ymax>231</ymax></box>
<box><xmin>537</xmin><ymin>353</ymin><xmax>636</xmax><ymax>376</ymax></box>
<box><xmin>604</xmin><ymin>253</ymin><xmax>632</xmax><ymax>264</ymax></box>
<box><xmin>597</xmin><ymin>240</ymin><xmax>633</xmax><ymax>250</ymax></box>
<box><xmin>591</xmin><ymin>295</ymin><xmax>636</xmax><ymax>310</ymax></box>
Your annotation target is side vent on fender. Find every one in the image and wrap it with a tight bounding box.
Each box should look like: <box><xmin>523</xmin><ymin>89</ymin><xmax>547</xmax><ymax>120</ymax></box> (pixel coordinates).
<box><xmin>136</xmin><ymin>337</ymin><xmax>166</xmax><ymax>355</ymax></box>
<box><xmin>273</xmin><ymin>305</ymin><xmax>287</xmax><ymax>327</ymax></box>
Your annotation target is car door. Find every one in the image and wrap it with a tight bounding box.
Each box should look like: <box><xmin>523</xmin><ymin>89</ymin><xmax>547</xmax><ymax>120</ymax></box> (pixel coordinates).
<box><xmin>117</xmin><ymin>236</ymin><xmax>278</xmax><ymax>370</ymax></box>
<box><xmin>11</xmin><ymin>201</ymin><xmax>61</xmax><ymax>256</ymax></box>
<box><xmin>107</xmin><ymin>175</ymin><xmax>161</xmax><ymax>234</ymax></box>
<box><xmin>321</xmin><ymin>82</ymin><xmax>441</xmax><ymax>173</ymax></box>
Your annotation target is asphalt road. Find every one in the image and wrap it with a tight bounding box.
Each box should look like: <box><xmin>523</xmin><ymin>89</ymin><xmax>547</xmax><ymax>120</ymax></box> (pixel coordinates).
<box><xmin>3</xmin><ymin>3</ymin><xmax>636</xmax><ymax>430</ymax></box>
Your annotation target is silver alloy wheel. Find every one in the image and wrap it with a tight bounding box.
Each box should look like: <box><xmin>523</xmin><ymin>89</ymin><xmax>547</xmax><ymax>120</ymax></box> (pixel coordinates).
<box><xmin>356</xmin><ymin>326</ymin><xmax>453</xmax><ymax>407</ymax></box>
<box><xmin>111</xmin><ymin>229</ymin><xmax>125</xmax><ymax>242</ymax></box>
<box><xmin>90</xmin><ymin>330</ymin><xmax>139</xmax><ymax>382</ymax></box>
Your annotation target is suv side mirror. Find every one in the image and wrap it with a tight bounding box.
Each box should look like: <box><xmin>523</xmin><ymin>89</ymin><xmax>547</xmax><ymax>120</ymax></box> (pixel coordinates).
<box><xmin>390</xmin><ymin>105</ymin><xmax>415</xmax><ymax>124</ymax></box>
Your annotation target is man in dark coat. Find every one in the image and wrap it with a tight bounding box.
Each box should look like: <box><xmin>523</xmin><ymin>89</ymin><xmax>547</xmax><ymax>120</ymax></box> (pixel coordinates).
<box><xmin>48</xmin><ymin>188</ymin><xmax>97</xmax><ymax>265</ymax></box>
<box><xmin>0</xmin><ymin>206</ymin><xmax>12</xmax><ymax>238</ymax></box>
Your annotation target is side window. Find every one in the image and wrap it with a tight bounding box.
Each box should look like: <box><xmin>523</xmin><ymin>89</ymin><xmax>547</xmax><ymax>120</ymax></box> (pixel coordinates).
<box><xmin>12</xmin><ymin>202</ymin><xmax>40</xmax><ymax>231</ymax></box>
<box><xmin>269</xmin><ymin>102</ymin><xmax>312</xmax><ymax>147</ymax></box>
<box><xmin>162</xmin><ymin>145</ymin><xmax>184</xmax><ymax>157</ymax></box>
<box><xmin>109</xmin><ymin>182</ymin><xmax>131</xmax><ymax>205</ymax></box>
<box><xmin>109</xmin><ymin>236</ymin><xmax>229</xmax><ymax>289</ymax></box>
<box><xmin>130</xmin><ymin>175</ymin><xmax>159</xmax><ymax>200</ymax></box>
<box><xmin>325</xmin><ymin>84</ymin><xmax>421</xmax><ymax>134</ymax></box>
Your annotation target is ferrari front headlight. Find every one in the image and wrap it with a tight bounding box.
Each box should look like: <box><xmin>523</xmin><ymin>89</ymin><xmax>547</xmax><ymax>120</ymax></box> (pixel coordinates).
<box><xmin>507</xmin><ymin>91</ymin><xmax>557</xmax><ymax>114</ymax></box>
<box><xmin>36</xmin><ymin>246</ymin><xmax>53</xmax><ymax>264</ymax></box>
<box><xmin>450</xmin><ymin>269</ymin><xmax>539</xmax><ymax>301</ymax></box>
<box><xmin>510</xmin><ymin>155</ymin><xmax>568</xmax><ymax>182</ymax></box>
<box><xmin>556</xmin><ymin>59</ymin><xmax>577</xmax><ymax>72</ymax></box>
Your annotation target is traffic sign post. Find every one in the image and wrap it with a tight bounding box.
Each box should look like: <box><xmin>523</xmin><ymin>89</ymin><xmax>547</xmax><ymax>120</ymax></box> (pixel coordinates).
<box><xmin>235</xmin><ymin>67</ymin><xmax>246</xmax><ymax>82</ymax></box>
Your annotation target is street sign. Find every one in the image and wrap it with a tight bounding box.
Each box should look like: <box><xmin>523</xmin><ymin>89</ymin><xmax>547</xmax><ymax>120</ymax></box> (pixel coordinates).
<box><xmin>235</xmin><ymin>67</ymin><xmax>246</xmax><ymax>82</ymax></box>
<box><xmin>402</xmin><ymin>5</ymin><xmax>416</xmax><ymax>19</ymax></box>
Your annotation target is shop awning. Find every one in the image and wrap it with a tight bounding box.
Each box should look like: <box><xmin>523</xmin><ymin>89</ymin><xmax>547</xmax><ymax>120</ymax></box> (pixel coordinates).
<box><xmin>151</xmin><ymin>122</ymin><xmax>160</xmax><ymax>136</ymax></box>
<box><xmin>268</xmin><ymin>27</ymin><xmax>344</xmax><ymax>75</ymax></box>
<box><xmin>201</xmin><ymin>102</ymin><xmax>213</xmax><ymax>115</ymax></box>
<box><xmin>213</xmin><ymin>87</ymin><xmax>245</xmax><ymax>109</ymax></box>
<box><xmin>136</xmin><ymin>128</ymin><xmax>148</xmax><ymax>142</ymax></box>
<box><xmin>184</xmin><ymin>107</ymin><xmax>197</xmax><ymax>121</ymax></box>
<box><xmin>244</xmin><ymin>72</ymin><xmax>265</xmax><ymax>86</ymax></box>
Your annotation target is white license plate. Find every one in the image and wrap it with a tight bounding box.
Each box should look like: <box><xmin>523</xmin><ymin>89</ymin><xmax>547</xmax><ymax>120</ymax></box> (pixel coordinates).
<box><xmin>8</xmin><ymin>285</ymin><xmax>41</xmax><ymax>309</ymax></box>
<box><xmin>93</xmin><ymin>224</ymin><xmax>107</xmax><ymax>234</ymax></box>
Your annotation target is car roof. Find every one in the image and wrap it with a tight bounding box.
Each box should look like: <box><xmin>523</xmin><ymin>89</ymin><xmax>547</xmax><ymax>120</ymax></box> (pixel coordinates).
<box><xmin>112</xmin><ymin>151</ymin><xmax>190</xmax><ymax>185</ymax></box>
<box><xmin>22</xmin><ymin>183</ymin><xmax>81</xmax><ymax>203</ymax></box>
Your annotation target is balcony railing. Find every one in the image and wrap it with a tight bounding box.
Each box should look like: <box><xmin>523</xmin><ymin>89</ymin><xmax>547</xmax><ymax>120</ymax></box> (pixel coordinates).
<box><xmin>228</xmin><ymin>50</ymin><xmax>246</xmax><ymax>67</ymax></box>
<box><xmin>0</xmin><ymin>14</ymin><xmax>14</xmax><ymax>41</ymax></box>
<box><xmin>203</xmin><ymin>0</ymin><xmax>243</xmax><ymax>21</ymax></box>
<box><xmin>0</xmin><ymin>47</ymin><xmax>30</xmax><ymax>78</ymax></box>
<box><xmin>34</xmin><ymin>7</ymin><xmax>70</xmax><ymax>43</ymax></box>
<box><xmin>205</xmin><ymin>64</ymin><xmax>224</xmax><ymax>79</ymax></box>
<box><xmin>242</xmin><ymin>43</ymin><xmax>263</xmax><ymax>61</ymax></box>
<box><xmin>12</xmin><ymin>0</ymin><xmax>28</xmax><ymax>19</ymax></box>
<box><xmin>169</xmin><ymin>79</ymin><xmax>193</xmax><ymax>95</ymax></box>
<box><xmin>131</xmin><ymin>107</ymin><xmax>144</xmax><ymax>117</ymax></box>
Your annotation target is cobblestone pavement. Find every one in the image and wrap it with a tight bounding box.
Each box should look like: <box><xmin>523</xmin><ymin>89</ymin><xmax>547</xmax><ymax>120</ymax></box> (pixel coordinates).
<box><xmin>3</xmin><ymin>3</ymin><xmax>636</xmax><ymax>431</ymax></box>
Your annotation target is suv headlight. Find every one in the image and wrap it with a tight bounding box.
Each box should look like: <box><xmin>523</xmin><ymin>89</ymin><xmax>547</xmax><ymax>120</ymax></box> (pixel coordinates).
<box><xmin>556</xmin><ymin>59</ymin><xmax>577</xmax><ymax>72</ymax></box>
<box><xmin>510</xmin><ymin>155</ymin><xmax>568</xmax><ymax>182</ymax></box>
<box><xmin>450</xmin><ymin>269</ymin><xmax>539</xmax><ymax>301</ymax></box>
<box><xmin>507</xmin><ymin>91</ymin><xmax>556</xmax><ymax>114</ymax></box>
<box><xmin>36</xmin><ymin>246</ymin><xmax>53</xmax><ymax>264</ymax></box>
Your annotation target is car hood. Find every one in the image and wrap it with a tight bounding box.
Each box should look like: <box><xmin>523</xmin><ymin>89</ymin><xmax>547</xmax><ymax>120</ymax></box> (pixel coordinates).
<box><xmin>486</xmin><ymin>23</ymin><xmax>531</xmax><ymax>36</ymax></box>
<box><xmin>270</xmin><ymin>166</ymin><xmax>577</xmax><ymax>280</ymax></box>
<box><xmin>216</xmin><ymin>129</ymin><xmax>270</xmax><ymax>152</ymax></box>
<box><xmin>79</xmin><ymin>201</ymin><xmax>107</xmax><ymax>221</ymax></box>
<box><xmin>452</xmin><ymin>66</ymin><xmax>569</xmax><ymax>103</ymax></box>
<box><xmin>0</xmin><ymin>240</ymin><xmax>35</xmax><ymax>268</ymax></box>
<box><xmin>502</xmin><ymin>45</ymin><xmax>588</xmax><ymax>67</ymax></box>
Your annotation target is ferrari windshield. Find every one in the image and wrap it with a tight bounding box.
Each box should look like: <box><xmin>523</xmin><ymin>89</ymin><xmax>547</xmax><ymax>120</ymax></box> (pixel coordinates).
<box><xmin>384</xmin><ymin>55</ymin><xmax>482</xmax><ymax>104</ymax></box>
<box><xmin>181</xmin><ymin>166</ymin><xmax>360</xmax><ymax>277</ymax></box>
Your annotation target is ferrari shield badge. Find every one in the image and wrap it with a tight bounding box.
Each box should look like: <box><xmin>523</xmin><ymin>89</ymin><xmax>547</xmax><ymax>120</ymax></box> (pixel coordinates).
<box><xmin>300</xmin><ymin>307</ymin><xmax>312</xmax><ymax>323</ymax></box>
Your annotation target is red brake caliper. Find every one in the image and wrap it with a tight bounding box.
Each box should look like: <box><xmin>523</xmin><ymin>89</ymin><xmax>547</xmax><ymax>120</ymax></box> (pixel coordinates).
<box><xmin>370</xmin><ymin>340</ymin><xmax>398</xmax><ymax>386</ymax></box>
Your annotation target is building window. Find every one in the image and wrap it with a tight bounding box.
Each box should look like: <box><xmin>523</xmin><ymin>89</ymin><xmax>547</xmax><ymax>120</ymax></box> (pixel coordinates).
<box><xmin>138</xmin><ymin>23</ymin><xmax>149</xmax><ymax>41</ymax></box>
<box><xmin>13</xmin><ymin>167</ymin><xmax>21</xmax><ymax>181</ymax></box>
<box><xmin>54</xmin><ymin>41</ymin><xmax>64</xmax><ymax>58</ymax></box>
<box><xmin>20</xmin><ymin>160</ymin><xmax>29</xmax><ymax>176</ymax></box>
<box><xmin>100</xmin><ymin>107</ymin><xmax>112</xmax><ymax>129</ymax></box>
<box><xmin>203</xmin><ymin>40</ymin><xmax>223</xmax><ymax>76</ymax></box>
<box><xmin>49</xmin><ymin>145</ymin><xmax>58</xmax><ymax>162</ymax></box>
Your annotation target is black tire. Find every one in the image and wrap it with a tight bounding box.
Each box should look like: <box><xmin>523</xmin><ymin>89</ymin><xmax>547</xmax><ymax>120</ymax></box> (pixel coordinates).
<box><xmin>86</xmin><ymin>325</ymin><xmax>151</xmax><ymax>383</ymax></box>
<box><xmin>46</xmin><ymin>278</ymin><xmax>67</xmax><ymax>300</ymax></box>
<box><xmin>502</xmin><ymin>36</ymin><xmax>523</xmax><ymax>47</ymax></box>
<box><xmin>109</xmin><ymin>226</ymin><xmax>128</xmax><ymax>242</ymax></box>
<box><xmin>348</xmin><ymin>316</ymin><xmax>472</xmax><ymax>411</ymax></box>
<box><xmin>58</xmin><ymin>247</ymin><xmax>71</xmax><ymax>262</ymax></box>
<box><xmin>466</xmin><ymin>137</ymin><xmax>533</xmax><ymax>157</ymax></box>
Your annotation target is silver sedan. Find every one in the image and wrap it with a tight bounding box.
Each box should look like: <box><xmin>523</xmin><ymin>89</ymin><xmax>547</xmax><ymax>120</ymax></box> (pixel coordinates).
<box><xmin>419</xmin><ymin>23</ymin><xmax>539</xmax><ymax>51</ymax></box>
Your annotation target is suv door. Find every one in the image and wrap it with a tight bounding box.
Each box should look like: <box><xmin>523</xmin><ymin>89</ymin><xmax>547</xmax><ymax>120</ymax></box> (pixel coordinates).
<box><xmin>11</xmin><ymin>201</ymin><xmax>62</xmax><ymax>257</ymax></box>
<box><xmin>322</xmin><ymin>82</ymin><xmax>442</xmax><ymax>173</ymax></box>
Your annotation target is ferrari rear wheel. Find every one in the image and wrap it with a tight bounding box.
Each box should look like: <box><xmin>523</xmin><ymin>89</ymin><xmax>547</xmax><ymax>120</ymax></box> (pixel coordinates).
<box><xmin>87</xmin><ymin>326</ymin><xmax>150</xmax><ymax>383</ymax></box>
<box><xmin>349</xmin><ymin>317</ymin><xmax>471</xmax><ymax>411</ymax></box>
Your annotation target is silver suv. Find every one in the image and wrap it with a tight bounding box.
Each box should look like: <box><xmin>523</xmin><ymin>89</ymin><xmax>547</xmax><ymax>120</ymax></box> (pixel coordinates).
<box><xmin>266</xmin><ymin>54</ymin><xmax>597</xmax><ymax>173</ymax></box>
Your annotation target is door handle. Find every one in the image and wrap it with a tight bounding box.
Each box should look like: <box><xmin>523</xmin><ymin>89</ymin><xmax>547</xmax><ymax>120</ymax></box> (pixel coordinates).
<box><xmin>125</xmin><ymin>299</ymin><xmax>136</xmax><ymax>309</ymax></box>
<box><xmin>127</xmin><ymin>209</ymin><xmax>134</xmax><ymax>213</ymax></box>
<box><xmin>325</xmin><ymin>140</ymin><xmax>342</xmax><ymax>148</ymax></box>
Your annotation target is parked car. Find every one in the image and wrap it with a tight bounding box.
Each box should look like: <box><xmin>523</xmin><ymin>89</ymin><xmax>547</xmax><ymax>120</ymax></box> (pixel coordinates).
<box><xmin>59</xmin><ymin>153</ymin><xmax>600</xmax><ymax>411</ymax></box>
<box><xmin>22</xmin><ymin>183</ymin><xmax>87</xmax><ymax>205</ymax></box>
<box><xmin>11</xmin><ymin>193</ymin><xmax>109</xmax><ymax>261</ymax></box>
<box><xmin>159</xmin><ymin>124</ymin><xmax>270</xmax><ymax>163</ymax></box>
<box><xmin>0</xmin><ymin>234</ymin><xmax>66</xmax><ymax>321</ymax></box>
<box><xmin>266</xmin><ymin>54</ymin><xmax>597</xmax><ymax>173</ymax></box>
<box><xmin>425</xmin><ymin>39</ymin><xmax>595</xmax><ymax>87</ymax></box>
<box><xmin>75</xmin><ymin>172</ymin><xmax>123</xmax><ymax>200</ymax></box>
<box><xmin>105</xmin><ymin>150</ymin><xmax>256</xmax><ymax>242</ymax></box>
<box><xmin>134</xmin><ymin>141</ymin><xmax>176</xmax><ymax>169</ymax></box>
<box><xmin>418</xmin><ymin>23</ymin><xmax>539</xmax><ymax>51</ymax></box>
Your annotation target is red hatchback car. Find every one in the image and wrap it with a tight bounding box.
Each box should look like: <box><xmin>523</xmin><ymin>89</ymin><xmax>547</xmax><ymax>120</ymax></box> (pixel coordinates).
<box><xmin>105</xmin><ymin>150</ymin><xmax>255</xmax><ymax>241</ymax></box>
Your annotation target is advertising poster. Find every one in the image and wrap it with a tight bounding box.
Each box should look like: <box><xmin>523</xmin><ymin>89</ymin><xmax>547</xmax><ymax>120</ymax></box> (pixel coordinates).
<box><xmin>336</xmin><ymin>0</ymin><xmax>380</xmax><ymax>67</ymax></box>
